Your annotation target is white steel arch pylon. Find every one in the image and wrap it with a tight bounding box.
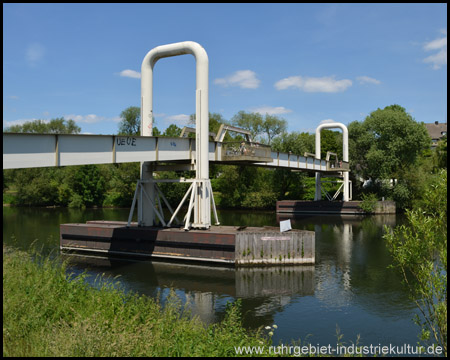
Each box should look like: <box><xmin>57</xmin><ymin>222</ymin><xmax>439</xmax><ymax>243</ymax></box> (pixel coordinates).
<box><xmin>314</xmin><ymin>122</ymin><xmax>350</xmax><ymax>202</ymax></box>
<box><xmin>138</xmin><ymin>41</ymin><xmax>216</xmax><ymax>229</ymax></box>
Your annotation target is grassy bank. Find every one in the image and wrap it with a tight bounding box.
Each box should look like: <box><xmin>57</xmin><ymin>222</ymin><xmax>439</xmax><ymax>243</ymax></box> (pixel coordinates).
<box><xmin>3</xmin><ymin>246</ymin><xmax>273</xmax><ymax>357</ymax></box>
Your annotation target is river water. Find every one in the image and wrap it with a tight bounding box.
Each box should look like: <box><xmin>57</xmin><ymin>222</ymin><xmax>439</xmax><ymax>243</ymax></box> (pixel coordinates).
<box><xmin>3</xmin><ymin>206</ymin><xmax>421</xmax><ymax>351</ymax></box>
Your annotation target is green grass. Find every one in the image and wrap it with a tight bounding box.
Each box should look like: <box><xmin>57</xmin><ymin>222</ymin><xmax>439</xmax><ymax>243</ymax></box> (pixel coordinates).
<box><xmin>3</xmin><ymin>246</ymin><xmax>275</xmax><ymax>357</ymax></box>
<box><xmin>3</xmin><ymin>246</ymin><xmax>365</xmax><ymax>357</ymax></box>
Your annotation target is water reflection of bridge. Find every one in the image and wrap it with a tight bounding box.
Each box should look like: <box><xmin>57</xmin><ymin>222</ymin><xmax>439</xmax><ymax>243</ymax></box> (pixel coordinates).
<box><xmin>62</xmin><ymin>254</ymin><xmax>314</xmax><ymax>326</ymax></box>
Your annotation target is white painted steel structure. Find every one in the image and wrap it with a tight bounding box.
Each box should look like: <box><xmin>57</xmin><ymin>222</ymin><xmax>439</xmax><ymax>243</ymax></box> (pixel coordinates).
<box><xmin>3</xmin><ymin>42</ymin><xmax>352</xmax><ymax>230</ymax></box>
<box><xmin>314</xmin><ymin>122</ymin><xmax>350</xmax><ymax>202</ymax></box>
<box><xmin>140</xmin><ymin>41</ymin><xmax>212</xmax><ymax>229</ymax></box>
<box><xmin>3</xmin><ymin>133</ymin><xmax>336</xmax><ymax>171</ymax></box>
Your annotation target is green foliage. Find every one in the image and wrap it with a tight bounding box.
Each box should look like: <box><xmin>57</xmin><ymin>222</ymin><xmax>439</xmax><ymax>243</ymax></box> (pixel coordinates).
<box><xmin>3</xmin><ymin>246</ymin><xmax>271</xmax><ymax>357</ymax></box>
<box><xmin>189</xmin><ymin>112</ymin><xmax>229</xmax><ymax>136</ymax></box>
<box><xmin>433</xmin><ymin>135</ymin><xmax>447</xmax><ymax>169</ymax></box>
<box><xmin>13</xmin><ymin>168</ymin><xmax>62</xmax><ymax>206</ymax></box>
<box><xmin>349</xmin><ymin>104</ymin><xmax>433</xmax><ymax>209</ymax></box>
<box><xmin>358</xmin><ymin>193</ymin><xmax>378</xmax><ymax>213</ymax></box>
<box><xmin>349</xmin><ymin>104</ymin><xmax>431</xmax><ymax>181</ymax></box>
<box><xmin>384</xmin><ymin>169</ymin><xmax>447</xmax><ymax>354</ymax></box>
<box><xmin>4</xmin><ymin>117</ymin><xmax>81</xmax><ymax>134</ymax></box>
<box><xmin>68</xmin><ymin>193</ymin><xmax>85</xmax><ymax>209</ymax></box>
<box><xmin>230</xmin><ymin>111</ymin><xmax>263</xmax><ymax>141</ymax></box>
<box><xmin>10</xmin><ymin>105</ymin><xmax>440</xmax><ymax>211</ymax></box>
<box><xmin>64</xmin><ymin>165</ymin><xmax>107</xmax><ymax>207</ymax></box>
<box><xmin>215</xmin><ymin>165</ymin><xmax>308</xmax><ymax>209</ymax></box>
<box><xmin>320</xmin><ymin>129</ymin><xmax>342</xmax><ymax>160</ymax></box>
<box><xmin>271</xmin><ymin>131</ymin><xmax>314</xmax><ymax>155</ymax></box>
<box><xmin>260</xmin><ymin>114</ymin><xmax>287</xmax><ymax>144</ymax></box>
<box><xmin>152</xmin><ymin>126</ymin><xmax>161</xmax><ymax>136</ymax></box>
<box><xmin>163</xmin><ymin>124</ymin><xmax>182</xmax><ymax>137</ymax></box>
<box><xmin>231</xmin><ymin>111</ymin><xmax>286</xmax><ymax>144</ymax></box>
<box><xmin>118</xmin><ymin>106</ymin><xmax>141</xmax><ymax>135</ymax></box>
<box><xmin>155</xmin><ymin>171</ymin><xmax>192</xmax><ymax>208</ymax></box>
<box><xmin>103</xmin><ymin>163</ymin><xmax>140</xmax><ymax>207</ymax></box>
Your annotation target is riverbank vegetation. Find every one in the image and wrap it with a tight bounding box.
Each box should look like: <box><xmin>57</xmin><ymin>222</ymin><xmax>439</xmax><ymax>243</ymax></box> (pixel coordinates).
<box><xmin>384</xmin><ymin>169</ymin><xmax>447</xmax><ymax>355</ymax></box>
<box><xmin>3</xmin><ymin>105</ymin><xmax>446</xmax><ymax>356</ymax></box>
<box><xmin>3</xmin><ymin>246</ymin><xmax>273</xmax><ymax>357</ymax></box>
<box><xmin>3</xmin><ymin>104</ymin><xmax>446</xmax><ymax>211</ymax></box>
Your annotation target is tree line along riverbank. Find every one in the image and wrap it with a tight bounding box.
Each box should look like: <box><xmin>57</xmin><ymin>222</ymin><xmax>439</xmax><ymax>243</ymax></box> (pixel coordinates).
<box><xmin>3</xmin><ymin>105</ymin><xmax>447</xmax><ymax>211</ymax></box>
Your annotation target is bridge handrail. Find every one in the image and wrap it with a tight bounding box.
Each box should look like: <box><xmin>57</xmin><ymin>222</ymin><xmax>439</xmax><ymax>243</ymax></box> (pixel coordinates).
<box><xmin>3</xmin><ymin>132</ymin><xmax>349</xmax><ymax>173</ymax></box>
<box><xmin>221</xmin><ymin>141</ymin><xmax>271</xmax><ymax>160</ymax></box>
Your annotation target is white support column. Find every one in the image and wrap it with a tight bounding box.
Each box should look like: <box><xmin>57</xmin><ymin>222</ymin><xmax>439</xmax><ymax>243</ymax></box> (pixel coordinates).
<box><xmin>315</xmin><ymin>122</ymin><xmax>349</xmax><ymax>202</ymax></box>
<box><xmin>140</xmin><ymin>41</ymin><xmax>212</xmax><ymax>228</ymax></box>
<box><xmin>314</xmin><ymin>133</ymin><xmax>322</xmax><ymax>201</ymax></box>
<box><xmin>140</xmin><ymin>162</ymin><xmax>155</xmax><ymax>226</ymax></box>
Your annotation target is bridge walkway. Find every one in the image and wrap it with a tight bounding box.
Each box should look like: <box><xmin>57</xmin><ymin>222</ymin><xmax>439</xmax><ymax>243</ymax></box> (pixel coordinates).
<box><xmin>3</xmin><ymin>133</ymin><xmax>349</xmax><ymax>173</ymax></box>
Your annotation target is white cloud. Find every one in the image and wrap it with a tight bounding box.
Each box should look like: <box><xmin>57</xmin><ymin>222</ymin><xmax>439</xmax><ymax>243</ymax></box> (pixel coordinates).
<box><xmin>119</xmin><ymin>69</ymin><xmax>141</xmax><ymax>79</ymax></box>
<box><xmin>356</xmin><ymin>76</ymin><xmax>381</xmax><ymax>85</ymax></box>
<box><xmin>7</xmin><ymin>95</ymin><xmax>19</xmax><ymax>100</ymax></box>
<box><xmin>64</xmin><ymin>114</ymin><xmax>121</xmax><ymax>124</ymax></box>
<box><xmin>214</xmin><ymin>70</ymin><xmax>260</xmax><ymax>89</ymax></box>
<box><xmin>64</xmin><ymin>114</ymin><xmax>103</xmax><ymax>123</ymax></box>
<box><xmin>275</xmin><ymin>75</ymin><xmax>352</xmax><ymax>93</ymax></box>
<box><xmin>250</xmin><ymin>106</ymin><xmax>292</xmax><ymax>115</ymax></box>
<box><xmin>319</xmin><ymin>119</ymin><xmax>336</xmax><ymax>125</ymax></box>
<box><xmin>423</xmin><ymin>30</ymin><xmax>447</xmax><ymax>70</ymax></box>
<box><xmin>26</xmin><ymin>43</ymin><xmax>45</xmax><ymax>66</ymax></box>
<box><xmin>164</xmin><ymin>114</ymin><xmax>191</xmax><ymax>126</ymax></box>
<box><xmin>3</xmin><ymin>118</ymin><xmax>43</xmax><ymax>128</ymax></box>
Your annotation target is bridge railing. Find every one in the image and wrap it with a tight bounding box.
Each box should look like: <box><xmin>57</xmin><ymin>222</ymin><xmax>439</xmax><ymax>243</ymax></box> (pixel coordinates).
<box><xmin>326</xmin><ymin>161</ymin><xmax>350</xmax><ymax>171</ymax></box>
<box><xmin>221</xmin><ymin>141</ymin><xmax>272</xmax><ymax>162</ymax></box>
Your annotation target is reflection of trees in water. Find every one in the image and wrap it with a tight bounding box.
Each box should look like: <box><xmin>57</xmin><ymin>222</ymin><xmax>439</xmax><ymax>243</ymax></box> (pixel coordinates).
<box><xmin>284</xmin><ymin>214</ymin><xmax>415</xmax><ymax>316</ymax></box>
<box><xmin>6</xmin><ymin>208</ymin><xmax>417</xmax><ymax>337</ymax></box>
<box><xmin>61</xmin><ymin>255</ymin><xmax>315</xmax><ymax>329</ymax></box>
<box><xmin>219</xmin><ymin>209</ymin><xmax>277</xmax><ymax>227</ymax></box>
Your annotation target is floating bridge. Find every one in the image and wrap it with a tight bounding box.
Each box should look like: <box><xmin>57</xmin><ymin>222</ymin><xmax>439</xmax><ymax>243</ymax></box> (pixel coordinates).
<box><xmin>3</xmin><ymin>41</ymin><xmax>352</xmax><ymax>265</ymax></box>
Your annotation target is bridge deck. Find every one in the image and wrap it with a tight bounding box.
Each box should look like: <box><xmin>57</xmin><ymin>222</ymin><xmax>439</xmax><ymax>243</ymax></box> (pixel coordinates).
<box><xmin>3</xmin><ymin>133</ymin><xmax>349</xmax><ymax>173</ymax></box>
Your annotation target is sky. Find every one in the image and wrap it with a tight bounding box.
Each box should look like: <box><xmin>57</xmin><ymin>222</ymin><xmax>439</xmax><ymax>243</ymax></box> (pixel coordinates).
<box><xmin>3</xmin><ymin>3</ymin><xmax>447</xmax><ymax>135</ymax></box>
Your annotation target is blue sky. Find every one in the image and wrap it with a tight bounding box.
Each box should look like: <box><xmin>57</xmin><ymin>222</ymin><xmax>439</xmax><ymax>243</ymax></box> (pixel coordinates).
<box><xmin>3</xmin><ymin>3</ymin><xmax>447</xmax><ymax>135</ymax></box>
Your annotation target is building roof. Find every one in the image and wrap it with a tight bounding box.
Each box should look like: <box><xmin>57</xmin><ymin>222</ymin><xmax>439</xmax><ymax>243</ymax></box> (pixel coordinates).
<box><xmin>424</xmin><ymin>121</ymin><xmax>447</xmax><ymax>140</ymax></box>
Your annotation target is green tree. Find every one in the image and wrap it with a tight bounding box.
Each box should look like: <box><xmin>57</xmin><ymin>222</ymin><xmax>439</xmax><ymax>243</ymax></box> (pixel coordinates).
<box><xmin>231</xmin><ymin>111</ymin><xmax>287</xmax><ymax>144</ymax></box>
<box><xmin>320</xmin><ymin>129</ymin><xmax>342</xmax><ymax>159</ymax></box>
<box><xmin>433</xmin><ymin>135</ymin><xmax>447</xmax><ymax>169</ymax></box>
<box><xmin>118</xmin><ymin>106</ymin><xmax>141</xmax><ymax>135</ymax></box>
<box><xmin>189</xmin><ymin>112</ymin><xmax>229</xmax><ymax>136</ymax></box>
<box><xmin>349</xmin><ymin>104</ymin><xmax>430</xmax><ymax>181</ymax></box>
<box><xmin>384</xmin><ymin>169</ymin><xmax>447</xmax><ymax>354</ymax></box>
<box><xmin>163</xmin><ymin>124</ymin><xmax>182</xmax><ymax>137</ymax></box>
<box><xmin>4</xmin><ymin>117</ymin><xmax>80</xmax><ymax>205</ymax></box>
<box><xmin>230</xmin><ymin>111</ymin><xmax>263</xmax><ymax>141</ymax></box>
<box><xmin>103</xmin><ymin>163</ymin><xmax>140</xmax><ymax>207</ymax></box>
<box><xmin>13</xmin><ymin>168</ymin><xmax>62</xmax><ymax>206</ymax></box>
<box><xmin>152</xmin><ymin>126</ymin><xmax>161</xmax><ymax>136</ymax></box>
<box><xmin>4</xmin><ymin>117</ymin><xmax>80</xmax><ymax>134</ymax></box>
<box><xmin>271</xmin><ymin>131</ymin><xmax>315</xmax><ymax>155</ymax></box>
<box><xmin>348</xmin><ymin>105</ymin><xmax>431</xmax><ymax>207</ymax></box>
<box><xmin>64</xmin><ymin>165</ymin><xmax>107</xmax><ymax>207</ymax></box>
<box><xmin>260</xmin><ymin>114</ymin><xmax>287</xmax><ymax>144</ymax></box>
